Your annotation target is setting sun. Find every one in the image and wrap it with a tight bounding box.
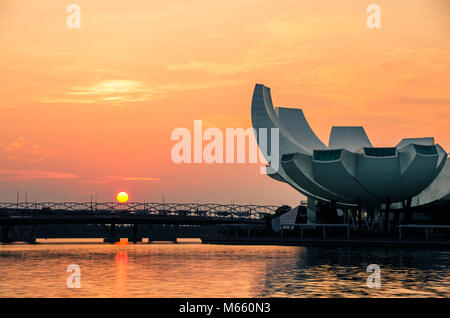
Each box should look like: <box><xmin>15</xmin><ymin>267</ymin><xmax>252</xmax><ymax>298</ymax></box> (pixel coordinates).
<box><xmin>116</xmin><ymin>191</ymin><xmax>129</xmax><ymax>203</ymax></box>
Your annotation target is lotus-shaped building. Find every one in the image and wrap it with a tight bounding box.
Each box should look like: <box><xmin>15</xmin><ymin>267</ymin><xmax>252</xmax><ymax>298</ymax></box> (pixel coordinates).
<box><xmin>251</xmin><ymin>84</ymin><xmax>449</xmax><ymax>212</ymax></box>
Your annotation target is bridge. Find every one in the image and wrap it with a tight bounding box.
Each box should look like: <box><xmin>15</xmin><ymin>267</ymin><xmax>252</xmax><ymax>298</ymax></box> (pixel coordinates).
<box><xmin>0</xmin><ymin>202</ymin><xmax>278</xmax><ymax>243</ymax></box>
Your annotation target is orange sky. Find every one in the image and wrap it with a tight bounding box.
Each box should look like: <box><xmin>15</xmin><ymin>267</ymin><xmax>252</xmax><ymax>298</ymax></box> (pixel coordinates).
<box><xmin>0</xmin><ymin>0</ymin><xmax>449</xmax><ymax>206</ymax></box>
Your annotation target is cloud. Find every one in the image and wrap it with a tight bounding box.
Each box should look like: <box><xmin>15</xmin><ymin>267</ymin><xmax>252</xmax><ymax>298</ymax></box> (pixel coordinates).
<box><xmin>70</xmin><ymin>80</ymin><xmax>146</xmax><ymax>96</ymax></box>
<box><xmin>120</xmin><ymin>177</ymin><xmax>160</xmax><ymax>181</ymax></box>
<box><xmin>38</xmin><ymin>79</ymin><xmax>243</xmax><ymax>104</ymax></box>
<box><xmin>393</xmin><ymin>97</ymin><xmax>450</xmax><ymax>105</ymax></box>
<box><xmin>36</xmin><ymin>79</ymin><xmax>150</xmax><ymax>104</ymax></box>
<box><xmin>0</xmin><ymin>169</ymin><xmax>78</xmax><ymax>181</ymax></box>
<box><xmin>0</xmin><ymin>137</ymin><xmax>56</xmax><ymax>162</ymax></box>
<box><xmin>67</xmin><ymin>80</ymin><xmax>150</xmax><ymax>103</ymax></box>
<box><xmin>166</xmin><ymin>53</ymin><xmax>295</xmax><ymax>75</ymax></box>
<box><xmin>81</xmin><ymin>176</ymin><xmax>160</xmax><ymax>184</ymax></box>
<box><xmin>164</xmin><ymin>14</ymin><xmax>361</xmax><ymax>76</ymax></box>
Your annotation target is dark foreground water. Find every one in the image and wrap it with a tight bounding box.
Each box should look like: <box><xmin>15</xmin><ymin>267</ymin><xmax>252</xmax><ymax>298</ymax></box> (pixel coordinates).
<box><xmin>0</xmin><ymin>239</ymin><xmax>449</xmax><ymax>297</ymax></box>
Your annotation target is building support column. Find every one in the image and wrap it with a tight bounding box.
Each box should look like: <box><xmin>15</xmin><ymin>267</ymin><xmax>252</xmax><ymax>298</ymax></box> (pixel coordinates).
<box><xmin>357</xmin><ymin>200</ymin><xmax>362</xmax><ymax>231</ymax></box>
<box><xmin>306</xmin><ymin>197</ymin><xmax>316</xmax><ymax>224</ymax></box>
<box><xmin>384</xmin><ymin>198</ymin><xmax>391</xmax><ymax>233</ymax></box>
<box><xmin>331</xmin><ymin>200</ymin><xmax>337</xmax><ymax>216</ymax></box>
<box><xmin>368</xmin><ymin>209</ymin><xmax>374</xmax><ymax>231</ymax></box>
<box><xmin>394</xmin><ymin>206</ymin><xmax>400</xmax><ymax>229</ymax></box>
<box><xmin>404</xmin><ymin>197</ymin><xmax>413</xmax><ymax>225</ymax></box>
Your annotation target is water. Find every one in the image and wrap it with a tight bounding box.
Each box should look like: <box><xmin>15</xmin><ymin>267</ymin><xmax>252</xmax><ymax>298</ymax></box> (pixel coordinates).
<box><xmin>0</xmin><ymin>239</ymin><xmax>449</xmax><ymax>297</ymax></box>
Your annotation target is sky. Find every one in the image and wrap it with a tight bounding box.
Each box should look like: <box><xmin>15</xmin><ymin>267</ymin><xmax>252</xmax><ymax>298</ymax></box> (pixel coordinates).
<box><xmin>0</xmin><ymin>0</ymin><xmax>449</xmax><ymax>206</ymax></box>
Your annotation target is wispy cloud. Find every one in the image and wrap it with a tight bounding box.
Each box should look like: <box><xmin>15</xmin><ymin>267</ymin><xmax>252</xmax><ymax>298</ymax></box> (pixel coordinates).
<box><xmin>0</xmin><ymin>137</ymin><xmax>57</xmax><ymax>162</ymax></box>
<box><xmin>69</xmin><ymin>80</ymin><xmax>147</xmax><ymax>96</ymax></box>
<box><xmin>64</xmin><ymin>80</ymin><xmax>150</xmax><ymax>103</ymax></box>
<box><xmin>166</xmin><ymin>53</ymin><xmax>295</xmax><ymax>75</ymax></box>
<box><xmin>81</xmin><ymin>175</ymin><xmax>160</xmax><ymax>184</ymax></box>
<box><xmin>38</xmin><ymin>79</ymin><xmax>242</xmax><ymax>104</ymax></box>
<box><xmin>120</xmin><ymin>176</ymin><xmax>160</xmax><ymax>181</ymax></box>
<box><xmin>0</xmin><ymin>169</ymin><xmax>78</xmax><ymax>181</ymax></box>
<box><xmin>165</xmin><ymin>14</ymin><xmax>361</xmax><ymax>76</ymax></box>
<box><xmin>393</xmin><ymin>97</ymin><xmax>450</xmax><ymax>105</ymax></box>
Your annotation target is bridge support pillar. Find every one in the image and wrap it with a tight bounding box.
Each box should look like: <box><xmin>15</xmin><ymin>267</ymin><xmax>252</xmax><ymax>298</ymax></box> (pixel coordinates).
<box><xmin>1</xmin><ymin>225</ymin><xmax>11</xmax><ymax>243</ymax></box>
<box><xmin>104</xmin><ymin>223</ymin><xmax>120</xmax><ymax>243</ymax></box>
<box><xmin>103</xmin><ymin>238</ymin><xmax>120</xmax><ymax>243</ymax></box>
<box><xmin>148</xmin><ymin>225</ymin><xmax>177</xmax><ymax>243</ymax></box>
<box><xmin>1</xmin><ymin>225</ymin><xmax>37</xmax><ymax>243</ymax></box>
<box><xmin>26</xmin><ymin>225</ymin><xmax>38</xmax><ymax>243</ymax></box>
<box><xmin>129</xmin><ymin>224</ymin><xmax>142</xmax><ymax>243</ymax></box>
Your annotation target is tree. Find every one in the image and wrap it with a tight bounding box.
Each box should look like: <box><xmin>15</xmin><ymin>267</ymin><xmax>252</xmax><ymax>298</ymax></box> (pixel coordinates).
<box><xmin>274</xmin><ymin>205</ymin><xmax>292</xmax><ymax>217</ymax></box>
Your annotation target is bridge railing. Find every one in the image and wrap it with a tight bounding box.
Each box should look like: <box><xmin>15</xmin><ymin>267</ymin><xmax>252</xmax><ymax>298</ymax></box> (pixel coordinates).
<box><xmin>0</xmin><ymin>202</ymin><xmax>278</xmax><ymax>219</ymax></box>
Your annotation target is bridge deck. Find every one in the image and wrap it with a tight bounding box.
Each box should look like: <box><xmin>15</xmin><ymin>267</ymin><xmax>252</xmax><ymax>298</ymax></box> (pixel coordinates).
<box><xmin>0</xmin><ymin>202</ymin><xmax>277</xmax><ymax>226</ymax></box>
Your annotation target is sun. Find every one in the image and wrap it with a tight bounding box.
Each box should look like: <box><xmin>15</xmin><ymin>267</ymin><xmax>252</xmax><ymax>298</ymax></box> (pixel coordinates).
<box><xmin>116</xmin><ymin>191</ymin><xmax>129</xmax><ymax>203</ymax></box>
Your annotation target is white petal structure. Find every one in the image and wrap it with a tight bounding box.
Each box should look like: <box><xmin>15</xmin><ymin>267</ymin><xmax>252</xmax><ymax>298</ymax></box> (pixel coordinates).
<box><xmin>329</xmin><ymin>126</ymin><xmax>372</xmax><ymax>152</ymax></box>
<box><xmin>251</xmin><ymin>84</ymin><xmax>449</xmax><ymax>207</ymax></box>
<box><xmin>311</xmin><ymin>149</ymin><xmax>379</xmax><ymax>203</ymax></box>
<box><xmin>277</xmin><ymin>107</ymin><xmax>327</xmax><ymax>151</ymax></box>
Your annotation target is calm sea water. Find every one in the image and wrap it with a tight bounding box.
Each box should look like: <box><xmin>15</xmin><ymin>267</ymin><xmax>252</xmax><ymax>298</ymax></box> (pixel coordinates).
<box><xmin>0</xmin><ymin>239</ymin><xmax>449</xmax><ymax>297</ymax></box>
